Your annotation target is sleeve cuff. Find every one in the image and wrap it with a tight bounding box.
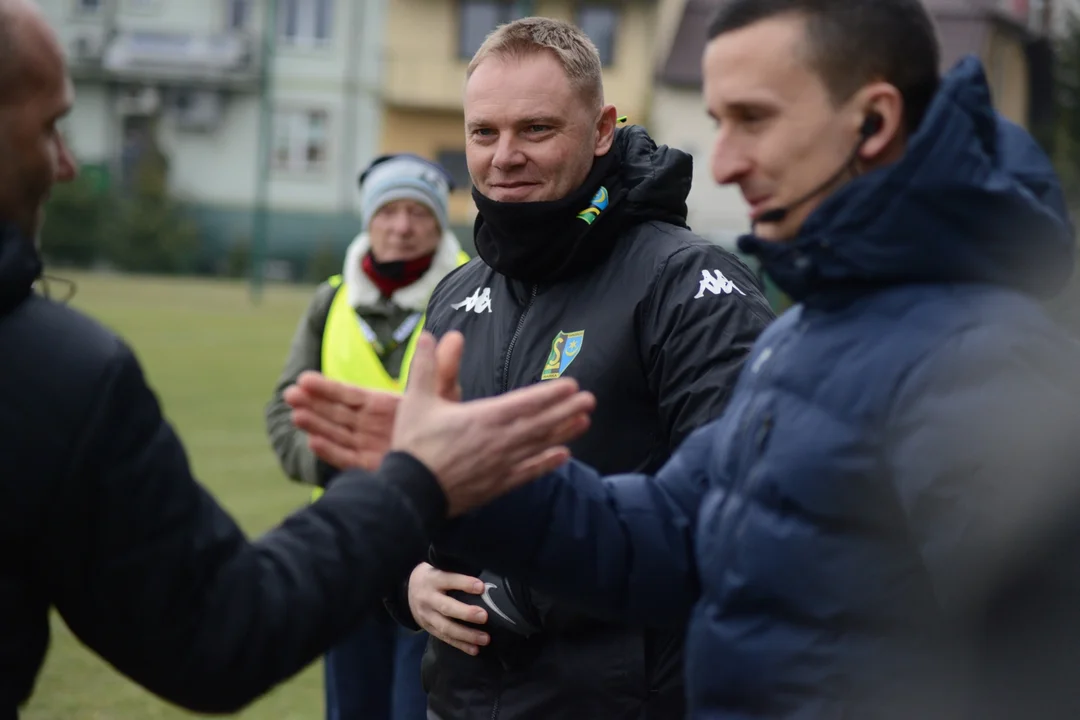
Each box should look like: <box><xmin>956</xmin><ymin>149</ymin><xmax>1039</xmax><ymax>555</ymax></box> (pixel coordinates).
<box><xmin>381</xmin><ymin>451</ymin><xmax>448</xmax><ymax>532</ymax></box>
<box><xmin>383</xmin><ymin>575</ymin><xmax>423</xmax><ymax>631</ymax></box>
<box><xmin>316</xmin><ymin>458</ymin><xmax>340</xmax><ymax>489</ymax></box>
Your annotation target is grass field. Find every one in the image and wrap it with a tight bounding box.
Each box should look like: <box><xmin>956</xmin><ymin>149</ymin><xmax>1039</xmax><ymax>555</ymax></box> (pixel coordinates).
<box><xmin>21</xmin><ymin>271</ymin><xmax>330</xmax><ymax>720</ymax></box>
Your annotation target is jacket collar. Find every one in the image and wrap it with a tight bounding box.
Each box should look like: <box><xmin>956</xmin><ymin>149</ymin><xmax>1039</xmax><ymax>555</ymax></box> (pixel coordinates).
<box><xmin>0</xmin><ymin>221</ymin><xmax>42</xmax><ymax>314</ymax></box>
<box><xmin>341</xmin><ymin>230</ymin><xmax>463</xmax><ymax>311</ymax></box>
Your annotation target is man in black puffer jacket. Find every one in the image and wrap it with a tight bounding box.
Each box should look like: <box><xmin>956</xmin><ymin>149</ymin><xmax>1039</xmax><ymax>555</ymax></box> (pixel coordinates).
<box><xmin>382</xmin><ymin>17</ymin><xmax>776</xmax><ymax>720</ymax></box>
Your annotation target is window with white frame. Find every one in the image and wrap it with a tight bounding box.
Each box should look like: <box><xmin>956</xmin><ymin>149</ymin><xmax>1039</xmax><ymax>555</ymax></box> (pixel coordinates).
<box><xmin>458</xmin><ymin>1</ymin><xmax>520</xmax><ymax>59</ymax></box>
<box><xmin>278</xmin><ymin>0</ymin><xmax>334</xmax><ymax>47</ymax></box>
<box><xmin>272</xmin><ymin>109</ymin><xmax>329</xmax><ymax>174</ymax></box>
<box><xmin>227</xmin><ymin>0</ymin><xmax>250</xmax><ymax>31</ymax></box>
<box><xmin>576</xmin><ymin>3</ymin><xmax>620</xmax><ymax>66</ymax></box>
<box><xmin>436</xmin><ymin>149</ymin><xmax>471</xmax><ymax>190</ymax></box>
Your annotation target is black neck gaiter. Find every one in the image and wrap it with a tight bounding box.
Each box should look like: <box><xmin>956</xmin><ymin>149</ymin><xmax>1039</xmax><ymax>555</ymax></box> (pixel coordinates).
<box><xmin>472</xmin><ymin>150</ymin><xmax>623</xmax><ymax>284</ymax></box>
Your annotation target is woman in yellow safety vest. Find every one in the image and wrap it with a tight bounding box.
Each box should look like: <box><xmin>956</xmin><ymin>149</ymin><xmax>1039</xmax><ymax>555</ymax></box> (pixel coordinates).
<box><xmin>265</xmin><ymin>153</ymin><xmax>468</xmax><ymax>720</ymax></box>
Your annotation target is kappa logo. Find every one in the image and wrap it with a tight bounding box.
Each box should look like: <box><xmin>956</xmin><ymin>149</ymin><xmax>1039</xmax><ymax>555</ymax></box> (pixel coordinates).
<box><xmin>541</xmin><ymin>330</ymin><xmax>584</xmax><ymax>380</ymax></box>
<box><xmin>451</xmin><ymin>286</ymin><xmax>493</xmax><ymax>313</ymax></box>
<box><xmin>694</xmin><ymin>269</ymin><xmax>746</xmax><ymax>299</ymax></box>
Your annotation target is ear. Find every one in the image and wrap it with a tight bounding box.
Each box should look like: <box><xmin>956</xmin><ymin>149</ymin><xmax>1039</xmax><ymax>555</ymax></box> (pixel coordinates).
<box><xmin>852</xmin><ymin>82</ymin><xmax>905</xmax><ymax>165</ymax></box>
<box><xmin>594</xmin><ymin>104</ymin><xmax>618</xmax><ymax>157</ymax></box>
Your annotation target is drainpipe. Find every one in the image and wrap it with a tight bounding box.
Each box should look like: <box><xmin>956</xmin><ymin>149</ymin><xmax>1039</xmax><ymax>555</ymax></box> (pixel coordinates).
<box><xmin>250</xmin><ymin>0</ymin><xmax>278</xmax><ymax>304</ymax></box>
<box><xmin>104</xmin><ymin>0</ymin><xmax>121</xmax><ymax>185</ymax></box>
<box><xmin>341</xmin><ymin>0</ymin><xmax>362</xmax><ymax>214</ymax></box>
<box><xmin>104</xmin><ymin>0</ymin><xmax>119</xmax><ymax>44</ymax></box>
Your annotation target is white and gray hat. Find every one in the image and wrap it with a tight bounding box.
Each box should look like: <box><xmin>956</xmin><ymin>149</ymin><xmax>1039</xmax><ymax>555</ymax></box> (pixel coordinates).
<box><xmin>358</xmin><ymin>153</ymin><xmax>455</xmax><ymax>232</ymax></box>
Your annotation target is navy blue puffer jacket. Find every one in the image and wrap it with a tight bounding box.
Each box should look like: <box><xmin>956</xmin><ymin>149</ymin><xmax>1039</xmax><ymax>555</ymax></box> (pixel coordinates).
<box><xmin>438</xmin><ymin>57</ymin><xmax>1080</xmax><ymax>718</ymax></box>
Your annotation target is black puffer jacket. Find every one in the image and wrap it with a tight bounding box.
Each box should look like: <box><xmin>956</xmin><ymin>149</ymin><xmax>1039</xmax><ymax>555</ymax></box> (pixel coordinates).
<box><xmin>0</xmin><ymin>221</ymin><xmax>448</xmax><ymax>717</ymax></box>
<box><xmin>387</xmin><ymin>127</ymin><xmax>776</xmax><ymax>719</ymax></box>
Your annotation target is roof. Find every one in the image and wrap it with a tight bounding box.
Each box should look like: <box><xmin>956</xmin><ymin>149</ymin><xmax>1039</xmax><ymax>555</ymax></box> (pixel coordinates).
<box><xmin>657</xmin><ymin>0</ymin><xmax>725</xmax><ymax>88</ymax></box>
<box><xmin>656</xmin><ymin>0</ymin><xmax>1041</xmax><ymax>89</ymax></box>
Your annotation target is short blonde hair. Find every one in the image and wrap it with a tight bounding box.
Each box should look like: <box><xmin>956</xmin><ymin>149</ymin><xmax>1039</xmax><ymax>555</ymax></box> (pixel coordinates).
<box><xmin>466</xmin><ymin>16</ymin><xmax>604</xmax><ymax>109</ymax></box>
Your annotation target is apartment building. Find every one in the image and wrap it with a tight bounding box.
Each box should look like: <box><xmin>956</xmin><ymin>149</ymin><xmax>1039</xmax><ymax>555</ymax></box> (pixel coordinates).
<box><xmin>36</xmin><ymin>0</ymin><xmax>388</xmax><ymax>274</ymax></box>
<box><xmin>378</xmin><ymin>0</ymin><xmax>665</xmax><ymax>239</ymax></box>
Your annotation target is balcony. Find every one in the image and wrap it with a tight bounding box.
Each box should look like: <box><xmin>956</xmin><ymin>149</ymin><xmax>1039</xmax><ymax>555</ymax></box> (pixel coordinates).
<box><xmin>69</xmin><ymin>29</ymin><xmax>261</xmax><ymax>91</ymax></box>
<box><xmin>65</xmin><ymin>23</ymin><xmax>109</xmax><ymax>77</ymax></box>
<box><xmin>382</xmin><ymin>52</ymin><xmax>469</xmax><ymax>112</ymax></box>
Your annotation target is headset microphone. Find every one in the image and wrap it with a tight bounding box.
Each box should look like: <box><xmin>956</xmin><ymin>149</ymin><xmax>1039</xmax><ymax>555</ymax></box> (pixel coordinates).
<box><xmin>755</xmin><ymin>112</ymin><xmax>883</xmax><ymax>225</ymax></box>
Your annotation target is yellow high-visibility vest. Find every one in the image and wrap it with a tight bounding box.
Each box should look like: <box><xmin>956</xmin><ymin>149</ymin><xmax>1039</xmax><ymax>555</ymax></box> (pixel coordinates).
<box><xmin>310</xmin><ymin>252</ymin><xmax>469</xmax><ymax>501</ymax></box>
<box><xmin>321</xmin><ymin>273</ymin><xmax>424</xmax><ymax>393</ymax></box>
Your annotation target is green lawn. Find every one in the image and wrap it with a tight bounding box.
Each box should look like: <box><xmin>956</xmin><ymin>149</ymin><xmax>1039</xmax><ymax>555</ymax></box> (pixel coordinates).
<box><xmin>21</xmin><ymin>272</ymin><xmax>329</xmax><ymax>720</ymax></box>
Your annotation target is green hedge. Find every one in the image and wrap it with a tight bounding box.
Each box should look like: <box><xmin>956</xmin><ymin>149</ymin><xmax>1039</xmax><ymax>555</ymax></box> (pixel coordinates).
<box><xmin>40</xmin><ymin>159</ymin><xmax>201</xmax><ymax>275</ymax></box>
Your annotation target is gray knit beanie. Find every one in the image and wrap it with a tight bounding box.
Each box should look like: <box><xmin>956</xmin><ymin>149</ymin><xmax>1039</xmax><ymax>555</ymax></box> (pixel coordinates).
<box><xmin>359</xmin><ymin>153</ymin><xmax>455</xmax><ymax>232</ymax></box>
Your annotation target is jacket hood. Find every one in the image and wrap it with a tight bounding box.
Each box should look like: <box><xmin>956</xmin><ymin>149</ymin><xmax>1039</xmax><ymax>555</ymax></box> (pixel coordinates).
<box><xmin>611</xmin><ymin>124</ymin><xmax>692</xmax><ymax>228</ymax></box>
<box><xmin>739</xmin><ymin>56</ymin><xmax>1075</xmax><ymax>304</ymax></box>
<box><xmin>0</xmin><ymin>222</ymin><xmax>42</xmax><ymax>314</ymax></box>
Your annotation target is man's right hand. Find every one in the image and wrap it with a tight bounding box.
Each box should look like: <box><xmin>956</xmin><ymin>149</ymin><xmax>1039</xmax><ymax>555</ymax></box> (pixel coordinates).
<box><xmin>284</xmin><ymin>330</ymin><xmax>462</xmax><ymax>470</ymax></box>
<box><xmin>408</xmin><ymin>562</ymin><xmax>490</xmax><ymax>656</ymax></box>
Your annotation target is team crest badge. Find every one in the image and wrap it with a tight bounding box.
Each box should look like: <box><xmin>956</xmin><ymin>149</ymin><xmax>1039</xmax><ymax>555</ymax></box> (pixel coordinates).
<box><xmin>576</xmin><ymin>187</ymin><xmax>609</xmax><ymax>225</ymax></box>
<box><xmin>541</xmin><ymin>330</ymin><xmax>585</xmax><ymax>380</ymax></box>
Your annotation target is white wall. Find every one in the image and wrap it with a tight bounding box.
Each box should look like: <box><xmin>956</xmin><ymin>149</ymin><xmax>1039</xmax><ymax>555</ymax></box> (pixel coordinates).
<box><xmin>65</xmin><ymin>84</ymin><xmax>112</xmax><ymax>163</ymax></box>
<box><xmin>36</xmin><ymin>0</ymin><xmax>111</xmax><ymax>58</ymax></box>
<box><xmin>116</xmin><ymin>0</ymin><xmax>227</xmax><ymax>32</ymax></box>
<box><xmin>37</xmin><ymin>0</ymin><xmax>238</xmax><ymax>33</ymax></box>
<box><xmin>347</xmin><ymin>0</ymin><xmax>387</xmax><ymax>212</ymax></box>
<box><xmin>268</xmin><ymin>0</ymin><xmax>387</xmax><ymax>214</ymax></box>
<box><xmin>649</xmin><ymin>86</ymin><xmax>750</xmax><ymax>248</ymax></box>
<box><xmin>266</xmin><ymin>90</ymin><xmax>346</xmax><ymax>212</ymax></box>
<box><xmin>1053</xmin><ymin>0</ymin><xmax>1080</xmax><ymax>33</ymax></box>
<box><xmin>158</xmin><ymin>95</ymin><xmax>261</xmax><ymax>206</ymax></box>
<box><xmin>41</xmin><ymin>0</ymin><xmax>386</xmax><ymax>215</ymax></box>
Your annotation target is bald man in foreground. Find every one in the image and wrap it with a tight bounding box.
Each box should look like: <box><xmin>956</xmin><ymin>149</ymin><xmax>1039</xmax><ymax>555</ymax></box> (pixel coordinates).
<box><xmin>0</xmin><ymin>1</ymin><xmax>594</xmax><ymax>715</ymax></box>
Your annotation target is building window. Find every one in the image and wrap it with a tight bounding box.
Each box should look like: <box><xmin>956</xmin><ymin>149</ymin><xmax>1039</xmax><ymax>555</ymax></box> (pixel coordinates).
<box><xmin>76</xmin><ymin>0</ymin><xmax>101</xmax><ymax>12</ymax></box>
<box><xmin>273</xmin><ymin>109</ymin><xmax>329</xmax><ymax>174</ymax></box>
<box><xmin>278</xmin><ymin>0</ymin><xmax>334</xmax><ymax>47</ymax></box>
<box><xmin>436</xmin><ymin>149</ymin><xmax>472</xmax><ymax>190</ymax></box>
<box><xmin>227</xmin><ymin>0</ymin><xmax>250</xmax><ymax>31</ymax></box>
<box><xmin>576</xmin><ymin>3</ymin><xmax>619</xmax><ymax>66</ymax></box>
<box><xmin>459</xmin><ymin>1</ymin><xmax>520</xmax><ymax>60</ymax></box>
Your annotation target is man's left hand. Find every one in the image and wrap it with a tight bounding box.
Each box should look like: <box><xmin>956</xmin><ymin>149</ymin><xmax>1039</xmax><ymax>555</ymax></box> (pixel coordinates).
<box><xmin>285</xmin><ymin>375</ymin><xmax>398</xmax><ymax>471</ymax></box>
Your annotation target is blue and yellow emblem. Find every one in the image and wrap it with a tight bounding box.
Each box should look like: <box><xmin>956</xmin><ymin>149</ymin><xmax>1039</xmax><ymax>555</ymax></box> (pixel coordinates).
<box><xmin>542</xmin><ymin>330</ymin><xmax>585</xmax><ymax>380</ymax></box>
<box><xmin>576</xmin><ymin>186</ymin><xmax>609</xmax><ymax>225</ymax></box>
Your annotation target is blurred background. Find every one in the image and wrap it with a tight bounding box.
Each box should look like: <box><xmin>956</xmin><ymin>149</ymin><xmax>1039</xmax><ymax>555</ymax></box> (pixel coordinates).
<box><xmin>22</xmin><ymin>0</ymin><xmax>1080</xmax><ymax>717</ymax></box>
<box><xmin>34</xmin><ymin>0</ymin><xmax>1080</xmax><ymax>290</ymax></box>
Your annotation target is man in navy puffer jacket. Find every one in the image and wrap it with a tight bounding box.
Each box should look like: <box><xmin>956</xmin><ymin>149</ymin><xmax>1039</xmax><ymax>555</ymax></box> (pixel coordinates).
<box><xmin>411</xmin><ymin>1</ymin><xmax>1080</xmax><ymax>717</ymax></box>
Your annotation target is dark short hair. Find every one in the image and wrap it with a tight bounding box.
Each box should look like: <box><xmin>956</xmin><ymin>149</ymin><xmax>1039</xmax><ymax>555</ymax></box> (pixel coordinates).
<box><xmin>708</xmin><ymin>0</ymin><xmax>941</xmax><ymax>133</ymax></box>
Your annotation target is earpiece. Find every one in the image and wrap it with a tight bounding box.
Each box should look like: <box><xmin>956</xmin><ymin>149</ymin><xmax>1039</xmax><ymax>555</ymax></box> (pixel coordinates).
<box><xmin>860</xmin><ymin>112</ymin><xmax>883</xmax><ymax>139</ymax></box>
<box><xmin>755</xmin><ymin>110</ymin><xmax>886</xmax><ymax>225</ymax></box>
